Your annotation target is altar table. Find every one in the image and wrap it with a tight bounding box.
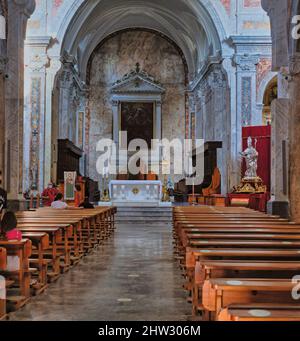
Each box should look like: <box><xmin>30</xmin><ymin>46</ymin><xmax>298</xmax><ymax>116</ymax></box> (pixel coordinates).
<box><xmin>109</xmin><ymin>180</ymin><xmax>162</xmax><ymax>206</ymax></box>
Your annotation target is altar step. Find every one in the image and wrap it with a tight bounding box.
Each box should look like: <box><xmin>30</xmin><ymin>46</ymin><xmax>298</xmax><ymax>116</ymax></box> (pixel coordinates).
<box><xmin>115</xmin><ymin>206</ymin><xmax>173</xmax><ymax>224</ymax></box>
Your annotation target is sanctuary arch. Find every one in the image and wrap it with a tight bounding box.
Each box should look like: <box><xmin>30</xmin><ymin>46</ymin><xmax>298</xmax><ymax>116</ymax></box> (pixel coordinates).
<box><xmin>19</xmin><ymin>1</ymin><xmax>273</xmax><ymax>208</ymax></box>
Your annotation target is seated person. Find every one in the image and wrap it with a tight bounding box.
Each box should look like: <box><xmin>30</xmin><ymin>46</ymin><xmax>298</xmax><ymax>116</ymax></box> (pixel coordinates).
<box><xmin>0</xmin><ymin>211</ymin><xmax>22</xmax><ymax>241</ymax></box>
<box><xmin>41</xmin><ymin>182</ymin><xmax>59</xmax><ymax>206</ymax></box>
<box><xmin>0</xmin><ymin>186</ymin><xmax>7</xmax><ymax>216</ymax></box>
<box><xmin>51</xmin><ymin>193</ymin><xmax>83</xmax><ymax>210</ymax></box>
<box><xmin>0</xmin><ymin>212</ymin><xmax>22</xmax><ymax>271</ymax></box>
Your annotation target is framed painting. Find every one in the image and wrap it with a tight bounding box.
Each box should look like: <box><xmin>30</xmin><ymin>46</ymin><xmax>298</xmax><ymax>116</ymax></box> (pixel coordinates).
<box><xmin>64</xmin><ymin>171</ymin><xmax>76</xmax><ymax>201</ymax></box>
<box><xmin>120</xmin><ymin>102</ymin><xmax>154</xmax><ymax>148</ymax></box>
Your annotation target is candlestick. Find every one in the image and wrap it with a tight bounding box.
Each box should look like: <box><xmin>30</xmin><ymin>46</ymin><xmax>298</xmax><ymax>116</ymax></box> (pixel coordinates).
<box><xmin>192</xmin><ymin>178</ymin><xmax>196</xmax><ymax>206</ymax></box>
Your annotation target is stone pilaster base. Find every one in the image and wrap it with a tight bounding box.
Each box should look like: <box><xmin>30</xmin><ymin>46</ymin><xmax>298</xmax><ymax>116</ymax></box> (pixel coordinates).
<box><xmin>267</xmin><ymin>200</ymin><xmax>289</xmax><ymax>219</ymax></box>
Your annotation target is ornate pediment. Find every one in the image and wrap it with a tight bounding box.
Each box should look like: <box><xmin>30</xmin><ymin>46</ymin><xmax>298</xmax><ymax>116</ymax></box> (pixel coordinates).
<box><xmin>111</xmin><ymin>63</ymin><xmax>165</xmax><ymax>94</ymax></box>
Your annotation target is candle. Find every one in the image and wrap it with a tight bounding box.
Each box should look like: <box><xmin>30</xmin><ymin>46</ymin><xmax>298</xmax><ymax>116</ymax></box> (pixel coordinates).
<box><xmin>192</xmin><ymin>178</ymin><xmax>195</xmax><ymax>205</ymax></box>
<box><xmin>0</xmin><ymin>15</ymin><xmax>6</xmax><ymax>40</ymax></box>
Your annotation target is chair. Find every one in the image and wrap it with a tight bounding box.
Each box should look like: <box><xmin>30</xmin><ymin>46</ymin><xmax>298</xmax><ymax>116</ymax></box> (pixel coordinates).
<box><xmin>202</xmin><ymin>167</ymin><xmax>221</xmax><ymax>196</ymax></box>
<box><xmin>146</xmin><ymin>172</ymin><xmax>158</xmax><ymax>181</ymax></box>
<box><xmin>117</xmin><ymin>174</ymin><xmax>129</xmax><ymax>180</ymax></box>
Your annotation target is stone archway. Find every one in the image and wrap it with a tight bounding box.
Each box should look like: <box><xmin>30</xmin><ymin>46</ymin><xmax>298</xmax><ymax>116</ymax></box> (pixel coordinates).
<box><xmin>85</xmin><ymin>29</ymin><xmax>188</xmax><ymax>182</ymax></box>
<box><xmin>49</xmin><ymin>1</ymin><xmax>226</xmax><ymax>184</ymax></box>
<box><xmin>262</xmin><ymin>76</ymin><xmax>278</xmax><ymax>125</ymax></box>
<box><xmin>25</xmin><ymin>0</ymin><xmax>274</xmax><ymax>198</ymax></box>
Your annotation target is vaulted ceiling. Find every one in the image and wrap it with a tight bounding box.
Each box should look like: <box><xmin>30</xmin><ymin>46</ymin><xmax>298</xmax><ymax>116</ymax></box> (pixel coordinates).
<box><xmin>61</xmin><ymin>0</ymin><xmax>224</xmax><ymax>81</ymax></box>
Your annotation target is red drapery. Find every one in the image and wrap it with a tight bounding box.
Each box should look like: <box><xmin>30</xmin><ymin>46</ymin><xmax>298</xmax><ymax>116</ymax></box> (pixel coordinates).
<box><xmin>242</xmin><ymin>125</ymin><xmax>271</xmax><ymax>192</ymax></box>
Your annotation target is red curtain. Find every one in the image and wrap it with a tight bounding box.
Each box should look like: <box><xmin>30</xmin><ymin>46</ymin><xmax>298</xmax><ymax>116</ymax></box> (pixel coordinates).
<box><xmin>242</xmin><ymin>126</ymin><xmax>271</xmax><ymax>192</ymax></box>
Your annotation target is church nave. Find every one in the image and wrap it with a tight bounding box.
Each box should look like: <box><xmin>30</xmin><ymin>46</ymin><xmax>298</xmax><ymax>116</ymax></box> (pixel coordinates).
<box><xmin>2</xmin><ymin>0</ymin><xmax>300</xmax><ymax>330</ymax></box>
<box><xmin>9</xmin><ymin>220</ymin><xmax>190</xmax><ymax>321</ymax></box>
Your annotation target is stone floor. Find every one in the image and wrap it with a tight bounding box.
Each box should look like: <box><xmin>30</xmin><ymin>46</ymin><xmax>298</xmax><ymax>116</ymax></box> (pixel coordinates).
<box><xmin>10</xmin><ymin>222</ymin><xmax>190</xmax><ymax>321</ymax></box>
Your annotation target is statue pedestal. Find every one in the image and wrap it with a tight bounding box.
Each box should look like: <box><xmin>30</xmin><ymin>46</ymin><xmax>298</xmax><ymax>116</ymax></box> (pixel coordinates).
<box><xmin>234</xmin><ymin>176</ymin><xmax>267</xmax><ymax>194</ymax></box>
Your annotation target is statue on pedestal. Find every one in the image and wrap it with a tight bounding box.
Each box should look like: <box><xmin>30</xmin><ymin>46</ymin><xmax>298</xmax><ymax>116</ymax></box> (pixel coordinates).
<box><xmin>240</xmin><ymin>137</ymin><xmax>258</xmax><ymax>179</ymax></box>
<box><xmin>234</xmin><ymin>136</ymin><xmax>267</xmax><ymax>194</ymax></box>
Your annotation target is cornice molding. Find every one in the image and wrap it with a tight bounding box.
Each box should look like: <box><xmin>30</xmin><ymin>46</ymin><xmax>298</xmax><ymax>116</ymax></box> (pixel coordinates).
<box><xmin>189</xmin><ymin>54</ymin><xmax>223</xmax><ymax>91</ymax></box>
<box><xmin>111</xmin><ymin>64</ymin><xmax>165</xmax><ymax>94</ymax></box>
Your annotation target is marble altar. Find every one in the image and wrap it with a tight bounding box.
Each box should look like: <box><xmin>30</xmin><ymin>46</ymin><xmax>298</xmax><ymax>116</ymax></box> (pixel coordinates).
<box><xmin>109</xmin><ymin>180</ymin><xmax>163</xmax><ymax>206</ymax></box>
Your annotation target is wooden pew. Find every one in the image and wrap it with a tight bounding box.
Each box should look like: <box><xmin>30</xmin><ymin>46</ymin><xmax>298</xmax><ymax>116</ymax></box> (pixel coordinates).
<box><xmin>187</xmin><ymin>248</ymin><xmax>300</xmax><ymax>267</ymax></box>
<box><xmin>0</xmin><ymin>239</ymin><xmax>32</xmax><ymax>311</ymax></box>
<box><xmin>189</xmin><ymin>239</ymin><xmax>300</xmax><ymax>248</ymax></box>
<box><xmin>185</xmin><ymin>246</ymin><xmax>300</xmax><ymax>292</ymax></box>
<box><xmin>218</xmin><ymin>304</ymin><xmax>300</xmax><ymax>321</ymax></box>
<box><xmin>202</xmin><ymin>278</ymin><xmax>297</xmax><ymax>321</ymax></box>
<box><xmin>0</xmin><ymin>206</ymin><xmax>116</xmax><ymax>313</ymax></box>
<box><xmin>178</xmin><ymin>227</ymin><xmax>300</xmax><ymax>252</ymax></box>
<box><xmin>18</xmin><ymin>226</ymin><xmax>62</xmax><ymax>282</ymax></box>
<box><xmin>173</xmin><ymin>205</ymin><xmax>300</xmax><ymax>321</ymax></box>
<box><xmin>19</xmin><ymin>221</ymin><xmax>82</xmax><ymax>261</ymax></box>
<box><xmin>192</xmin><ymin>260</ymin><xmax>300</xmax><ymax>316</ymax></box>
<box><xmin>177</xmin><ymin>223</ymin><xmax>300</xmax><ymax>299</ymax></box>
<box><xmin>21</xmin><ymin>232</ymin><xmax>49</xmax><ymax>294</ymax></box>
<box><xmin>173</xmin><ymin>220</ymin><xmax>296</xmax><ymax>240</ymax></box>
<box><xmin>174</xmin><ymin>220</ymin><xmax>293</xmax><ymax>236</ymax></box>
<box><xmin>18</xmin><ymin>208</ymin><xmax>111</xmax><ymax>254</ymax></box>
<box><xmin>16</xmin><ymin>207</ymin><xmax>113</xmax><ymax>254</ymax></box>
<box><xmin>17</xmin><ymin>219</ymin><xmax>74</xmax><ymax>272</ymax></box>
<box><xmin>174</xmin><ymin>206</ymin><xmax>261</xmax><ymax>213</ymax></box>
<box><xmin>39</xmin><ymin>206</ymin><xmax>116</xmax><ymax>237</ymax></box>
<box><xmin>184</xmin><ymin>232</ymin><xmax>300</xmax><ymax>241</ymax></box>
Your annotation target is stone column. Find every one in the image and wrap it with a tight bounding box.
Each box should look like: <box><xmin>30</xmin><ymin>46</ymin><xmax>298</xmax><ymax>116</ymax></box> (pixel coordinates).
<box><xmin>0</xmin><ymin>55</ymin><xmax>7</xmax><ymax>189</ymax></box>
<box><xmin>196</xmin><ymin>62</ymin><xmax>230</xmax><ymax>194</ymax></box>
<box><xmin>69</xmin><ymin>86</ymin><xmax>80</xmax><ymax>144</ymax></box>
<box><xmin>77</xmin><ymin>90</ymin><xmax>88</xmax><ymax>176</ymax></box>
<box><xmin>45</xmin><ymin>56</ymin><xmax>61</xmax><ymax>186</ymax></box>
<box><xmin>267</xmin><ymin>98</ymin><xmax>289</xmax><ymax>218</ymax></box>
<box><xmin>267</xmin><ymin>66</ymin><xmax>290</xmax><ymax>217</ymax></box>
<box><xmin>289</xmin><ymin>55</ymin><xmax>300</xmax><ymax>222</ymax></box>
<box><xmin>261</xmin><ymin>0</ymin><xmax>291</xmax><ymax>218</ymax></box>
<box><xmin>224</xmin><ymin>54</ymin><xmax>240</xmax><ymax>193</ymax></box>
<box><xmin>58</xmin><ymin>63</ymin><xmax>74</xmax><ymax>140</ymax></box>
<box><xmin>261</xmin><ymin>0</ymin><xmax>289</xmax><ymax>71</ymax></box>
<box><xmin>199</xmin><ymin>78</ymin><xmax>211</xmax><ymax>141</ymax></box>
<box><xmin>208</xmin><ymin>65</ymin><xmax>230</xmax><ymax>194</ymax></box>
<box><xmin>155</xmin><ymin>100</ymin><xmax>162</xmax><ymax>141</ymax></box>
<box><xmin>186</xmin><ymin>93</ymin><xmax>196</xmax><ymax>143</ymax></box>
<box><xmin>194</xmin><ymin>90</ymin><xmax>204</xmax><ymax>140</ymax></box>
<box><xmin>0</xmin><ymin>0</ymin><xmax>7</xmax><ymax>187</ymax></box>
<box><xmin>277</xmin><ymin>67</ymin><xmax>289</xmax><ymax>98</ymax></box>
<box><xmin>234</xmin><ymin>54</ymin><xmax>260</xmax><ymax>127</ymax></box>
<box><xmin>24</xmin><ymin>36</ymin><xmax>51</xmax><ymax>193</ymax></box>
<box><xmin>5</xmin><ymin>0</ymin><xmax>35</xmax><ymax>207</ymax></box>
<box><xmin>50</xmin><ymin>53</ymin><xmax>76</xmax><ymax>184</ymax></box>
<box><xmin>112</xmin><ymin>100</ymin><xmax>119</xmax><ymax>146</ymax></box>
